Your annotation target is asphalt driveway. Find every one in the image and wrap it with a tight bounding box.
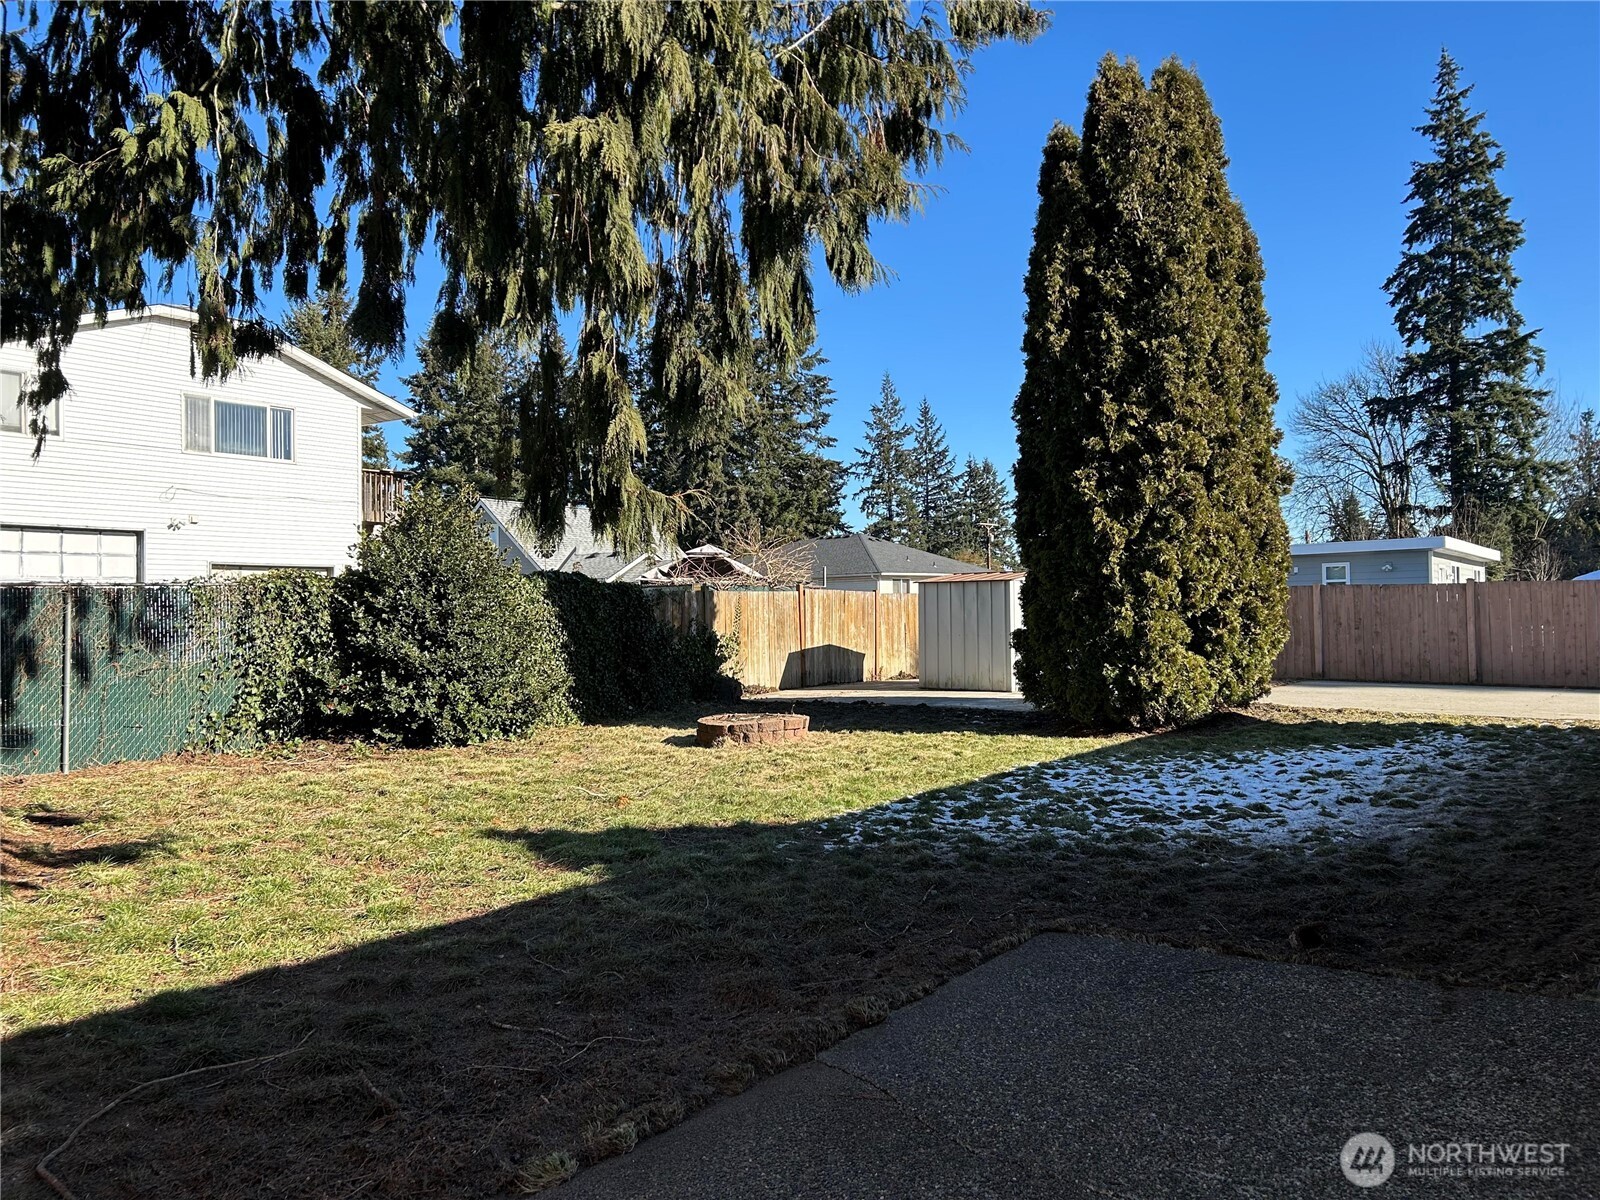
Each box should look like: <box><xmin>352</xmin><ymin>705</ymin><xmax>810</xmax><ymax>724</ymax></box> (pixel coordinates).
<box><xmin>560</xmin><ymin>935</ymin><xmax>1598</xmax><ymax>1199</ymax></box>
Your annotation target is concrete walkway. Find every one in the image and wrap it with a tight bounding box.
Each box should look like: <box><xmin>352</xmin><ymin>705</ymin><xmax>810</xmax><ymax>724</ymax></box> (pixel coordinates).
<box><xmin>1266</xmin><ymin>680</ymin><xmax>1600</xmax><ymax>723</ymax></box>
<box><xmin>748</xmin><ymin>678</ymin><xmax>1600</xmax><ymax>722</ymax></box>
<box><xmin>748</xmin><ymin>680</ymin><xmax>1032</xmax><ymax>711</ymax></box>
<box><xmin>562</xmin><ymin>935</ymin><xmax>1597</xmax><ymax>1199</ymax></box>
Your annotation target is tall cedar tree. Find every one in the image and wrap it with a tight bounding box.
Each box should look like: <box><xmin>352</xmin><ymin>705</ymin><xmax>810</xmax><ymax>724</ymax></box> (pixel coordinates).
<box><xmin>1551</xmin><ymin>411</ymin><xmax>1600</xmax><ymax>575</ymax></box>
<box><xmin>1012</xmin><ymin>57</ymin><xmax>1290</xmax><ymax>728</ymax></box>
<box><xmin>851</xmin><ymin>374</ymin><xmax>916</xmax><ymax>542</ymax></box>
<box><xmin>1381</xmin><ymin>51</ymin><xmax>1551</xmax><ymax>555</ymax></box>
<box><xmin>644</xmin><ymin>338</ymin><xmax>846</xmax><ymax>545</ymax></box>
<box><xmin>283</xmin><ymin>286</ymin><xmax>391</xmax><ymax>468</ymax></box>
<box><xmin>906</xmin><ymin>399</ymin><xmax>960</xmax><ymax>553</ymax></box>
<box><xmin>402</xmin><ymin>323</ymin><xmax>568</xmax><ymax>501</ymax></box>
<box><xmin>953</xmin><ymin>456</ymin><xmax>1017</xmax><ymax>567</ymax></box>
<box><xmin>5</xmin><ymin>3</ymin><xmax>1046</xmax><ymax>549</ymax></box>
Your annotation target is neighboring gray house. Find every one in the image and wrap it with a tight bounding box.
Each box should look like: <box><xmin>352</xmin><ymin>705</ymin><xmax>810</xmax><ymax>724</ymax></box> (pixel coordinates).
<box><xmin>784</xmin><ymin>533</ymin><xmax>985</xmax><ymax>594</ymax></box>
<box><xmin>476</xmin><ymin>498</ymin><xmax>670</xmax><ymax>583</ymax></box>
<box><xmin>1289</xmin><ymin>536</ymin><xmax>1500</xmax><ymax>586</ymax></box>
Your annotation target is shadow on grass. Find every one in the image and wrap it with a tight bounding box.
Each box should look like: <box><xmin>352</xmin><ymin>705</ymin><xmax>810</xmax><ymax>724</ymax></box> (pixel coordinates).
<box><xmin>3</xmin><ymin>717</ymin><xmax>1596</xmax><ymax>1200</ymax></box>
<box><xmin>6</xmin><ymin>837</ymin><xmax>171</xmax><ymax>869</ymax></box>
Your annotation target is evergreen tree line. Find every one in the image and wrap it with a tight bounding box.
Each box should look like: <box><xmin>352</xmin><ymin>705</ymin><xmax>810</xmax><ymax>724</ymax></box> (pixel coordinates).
<box><xmin>850</xmin><ymin>374</ymin><xmax>1017</xmax><ymax>567</ymax></box>
<box><xmin>284</xmin><ymin>296</ymin><xmax>850</xmax><ymax>548</ymax></box>
<box><xmin>1291</xmin><ymin>52</ymin><xmax>1594</xmax><ymax>578</ymax></box>
<box><xmin>288</xmin><ymin>294</ymin><xmax>1017</xmax><ymax>563</ymax></box>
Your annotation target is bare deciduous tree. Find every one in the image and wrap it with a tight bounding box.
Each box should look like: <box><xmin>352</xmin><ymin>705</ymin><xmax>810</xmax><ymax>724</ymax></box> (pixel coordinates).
<box><xmin>723</xmin><ymin>523</ymin><xmax>817</xmax><ymax>590</ymax></box>
<box><xmin>1291</xmin><ymin>345</ymin><xmax>1433</xmax><ymax>540</ymax></box>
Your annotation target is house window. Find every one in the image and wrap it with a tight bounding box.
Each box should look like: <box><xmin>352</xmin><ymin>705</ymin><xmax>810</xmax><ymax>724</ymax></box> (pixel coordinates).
<box><xmin>0</xmin><ymin>527</ymin><xmax>141</xmax><ymax>582</ymax></box>
<box><xmin>1322</xmin><ymin>562</ymin><xmax>1351</xmax><ymax>585</ymax></box>
<box><xmin>1</xmin><ymin>370</ymin><xmax>60</xmax><ymax>435</ymax></box>
<box><xmin>184</xmin><ymin>394</ymin><xmax>293</xmax><ymax>460</ymax></box>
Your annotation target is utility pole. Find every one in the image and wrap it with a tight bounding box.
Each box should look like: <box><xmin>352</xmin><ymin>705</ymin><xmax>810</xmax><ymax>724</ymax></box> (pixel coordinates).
<box><xmin>977</xmin><ymin>520</ymin><xmax>1000</xmax><ymax>571</ymax></box>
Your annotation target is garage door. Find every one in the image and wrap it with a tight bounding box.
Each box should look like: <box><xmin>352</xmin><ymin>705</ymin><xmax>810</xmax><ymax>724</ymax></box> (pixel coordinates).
<box><xmin>0</xmin><ymin>527</ymin><xmax>141</xmax><ymax>582</ymax></box>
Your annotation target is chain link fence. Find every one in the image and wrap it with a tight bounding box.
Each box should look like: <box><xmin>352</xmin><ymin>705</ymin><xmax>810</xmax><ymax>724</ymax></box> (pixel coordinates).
<box><xmin>1</xmin><ymin>584</ymin><xmax>241</xmax><ymax>776</ymax></box>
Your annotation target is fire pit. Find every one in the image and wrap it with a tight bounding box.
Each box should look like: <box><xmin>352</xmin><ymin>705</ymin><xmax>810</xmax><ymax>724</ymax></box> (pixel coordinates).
<box><xmin>695</xmin><ymin>712</ymin><xmax>809</xmax><ymax>747</ymax></box>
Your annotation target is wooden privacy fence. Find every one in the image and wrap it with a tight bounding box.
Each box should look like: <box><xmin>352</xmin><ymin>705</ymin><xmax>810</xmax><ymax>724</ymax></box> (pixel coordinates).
<box><xmin>650</xmin><ymin>585</ymin><xmax>918</xmax><ymax>690</ymax></box>
<box><xmin>1274</xmin><ymin>582</ymin><xmax>1600</xmax><ymax>689</ymax></box>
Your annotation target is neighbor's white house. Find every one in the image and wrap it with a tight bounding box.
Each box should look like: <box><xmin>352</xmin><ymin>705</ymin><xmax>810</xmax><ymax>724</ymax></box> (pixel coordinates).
<box><xmin>1</xmin><ymin>305</ymin><xmax>413</xmax><ymax>582</ymax></box>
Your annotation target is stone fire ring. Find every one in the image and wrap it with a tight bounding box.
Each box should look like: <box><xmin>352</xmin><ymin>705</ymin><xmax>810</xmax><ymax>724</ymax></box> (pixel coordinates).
<box><xmin>696</xmin><ymin>712</ymin><xmax>810</xmax><ymax>747</ymax></box>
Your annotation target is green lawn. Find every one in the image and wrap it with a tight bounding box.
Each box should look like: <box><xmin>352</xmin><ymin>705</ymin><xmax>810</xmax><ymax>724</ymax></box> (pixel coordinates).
<box><xmin>3</xmin><ymin>704</ymin><xmax>1596</xmax><ymax>1198</ymax></box>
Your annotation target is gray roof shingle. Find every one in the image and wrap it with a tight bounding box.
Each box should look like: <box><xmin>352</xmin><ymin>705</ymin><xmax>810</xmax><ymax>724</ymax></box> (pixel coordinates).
<box><xmin>782</xmin><ymin>533</ymin><xmax>986</xmax><ymax>581</ymax></box>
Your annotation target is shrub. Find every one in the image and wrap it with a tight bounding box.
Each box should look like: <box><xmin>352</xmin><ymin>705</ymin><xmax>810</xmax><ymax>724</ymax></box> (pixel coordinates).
<box><xmin>539</xmin><ymin>572</ymin><xmax>731</xmax><ymax>722</ymax></box>
<box><xmin>330</xmin><ymin>489</ymin><xmax>575</xmax><ymax>746</ymax></box>
<box><xmin>193</xmin><ymin>571</ymin><xmax>337</xmax><ymax>748</ymax></box>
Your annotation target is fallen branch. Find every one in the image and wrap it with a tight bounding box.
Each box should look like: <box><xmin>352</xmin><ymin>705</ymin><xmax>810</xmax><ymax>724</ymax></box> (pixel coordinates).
<box><xmin>36</xmin><ymin>1034</ymin><xmax>311</xmax><ymax>1200</ymax></box>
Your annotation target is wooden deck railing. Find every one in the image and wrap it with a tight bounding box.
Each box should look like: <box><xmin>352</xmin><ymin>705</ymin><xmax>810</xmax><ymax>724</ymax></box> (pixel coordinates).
<box><xmin>361</xmin><ymin>469</ymin><xmax>406</xmax><ymax>526</ymax></box>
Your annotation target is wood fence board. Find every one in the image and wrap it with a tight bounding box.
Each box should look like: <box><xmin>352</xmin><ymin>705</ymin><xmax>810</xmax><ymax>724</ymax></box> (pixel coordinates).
<box><xmin>652</xmin><ymin>585</ymin><xmax>920</xmax><ymax>691</ymax></box>
<box><xmin>1273</xmin><ymin>582</ymin><xmax>1597</xmax><ymax>689</ymax></box>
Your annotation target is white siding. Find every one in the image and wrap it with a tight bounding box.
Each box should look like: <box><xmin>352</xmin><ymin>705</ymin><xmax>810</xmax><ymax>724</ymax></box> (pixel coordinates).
<box><xmin>918</xmin><ymin>577</ymin><xmax>1023</xmax><ymax>692</ymax></box>
<box><xmin>1</xmin><ymin>315</ymin><xmax>367</xmax><ymax>580</ymax></box>
<box><xmin>1428</xmin><ymin>552</ymin><xmax>1489</xmax><ymax>584</ymax></box>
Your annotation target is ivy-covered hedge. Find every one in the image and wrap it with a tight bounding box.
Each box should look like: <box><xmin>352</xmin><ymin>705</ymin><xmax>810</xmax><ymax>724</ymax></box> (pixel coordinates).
<box><xmin>194</xmin><ymin>571</ymin><xmax>337</xmax><ymax>749</ymax></box>
<box><xmin>199</xmin><ymin>489</ymin><xmax>731</xmax><ymax>749</ymax></box>
<box><xmin>539</xmin><ymin>571</ymin><xmax>729</xmax><ymax>722</ymax></box>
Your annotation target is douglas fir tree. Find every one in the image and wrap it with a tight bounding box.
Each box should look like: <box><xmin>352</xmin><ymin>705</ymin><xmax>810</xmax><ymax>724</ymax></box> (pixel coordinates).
<box><xmin>1380</xmin><ymin>51</ymin><xmax>1551</xmax><ymax>563</ymax></box>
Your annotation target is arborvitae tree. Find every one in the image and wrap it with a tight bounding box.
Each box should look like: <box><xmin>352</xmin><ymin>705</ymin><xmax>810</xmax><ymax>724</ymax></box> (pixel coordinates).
<box><xmin>1012</xmin><ymin>56</ymin><xmax>1290</xmax><ymax>728</ymax></box>
<box><xmin>6</xmin><ymin>3</ymin><xmax>1046</xmax><ymax>549</ymax></box>
<box><xmin>402</xmin><ymin>323</ymin><xmax>568</xmax><ymax>501</ymax></box>
<box><xmin>644</xmin><ymin>337</ymin><xmax>846</xmax><ymax>545</ymax></box>
<box><xmin>952</xmin><ymin>457</ymin><xmax>1017</xmax><ymax>567</ymax></box>
<box><xmin>851</xmin><ymin>374</ymin><xmax>916</xmax><ymax>542</ymax></box>
<box><xmin>1381</xmin><ymin>51</ymin><xmax>1552</xmax><ymax>551</ymax></box>
<box><xmin>906</xmin><ymin>399</ymin><xmax>960</xmax><ymax>552</ymax></box>
<box><xmin>283</xmin><ymin>286</ymin><xmax>391</xmax><ymax>468</ymax></box>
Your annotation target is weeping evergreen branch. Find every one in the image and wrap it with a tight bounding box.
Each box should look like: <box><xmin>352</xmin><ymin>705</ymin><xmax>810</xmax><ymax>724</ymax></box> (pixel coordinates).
<box><xmin>3</xmin><ymin>0</ymin><xmax>1048</xmax><ymax>548</ymax></box>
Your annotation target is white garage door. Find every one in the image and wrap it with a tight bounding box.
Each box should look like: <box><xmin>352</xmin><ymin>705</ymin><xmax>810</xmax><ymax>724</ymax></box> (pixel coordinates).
<box><xmin>0</xmin><ymin>527</ymin><xmax>142</xmax><ymax>582</ymax></box>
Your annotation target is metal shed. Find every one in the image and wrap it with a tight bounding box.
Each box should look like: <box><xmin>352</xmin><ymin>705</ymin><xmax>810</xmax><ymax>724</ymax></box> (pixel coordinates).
<box><xmin>917</xmin><ymin>572</ymin><xmax>1025</xmax><ymax>692</ymax></box>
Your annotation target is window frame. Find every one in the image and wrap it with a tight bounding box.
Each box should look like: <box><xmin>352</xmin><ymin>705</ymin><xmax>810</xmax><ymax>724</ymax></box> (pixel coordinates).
<box><xmin>1</xmin><ymin>526</ymin><xmax>143</xmax><ymax>583</ymax></box>
<box><xmin>1</xmin><ymin>370</ymin><xmax>61</xmax><ymax>437</ymax></box>
<box><xmin>1321</xmin><ymin>561</ymin><xmax>1351</xmax><ymax>585</ymax></box>
<box><xmin>183</xmin><ymin>393</ymin><xmax>296</xmax><ymax>462</ymax></box>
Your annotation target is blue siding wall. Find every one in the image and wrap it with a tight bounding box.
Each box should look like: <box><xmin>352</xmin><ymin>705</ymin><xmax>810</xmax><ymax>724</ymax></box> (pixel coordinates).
<box><xmin>1288</xmin><ymin>549</ymin><xmax>1432</xmax><ymax>586</ymax></box>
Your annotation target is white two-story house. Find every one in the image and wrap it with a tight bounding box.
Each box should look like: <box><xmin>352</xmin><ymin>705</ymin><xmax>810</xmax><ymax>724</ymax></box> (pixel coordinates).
<box><xmin>1</xmin><ymin>305</ymin><xmax>412</xmax><ymax>582</ymax></box>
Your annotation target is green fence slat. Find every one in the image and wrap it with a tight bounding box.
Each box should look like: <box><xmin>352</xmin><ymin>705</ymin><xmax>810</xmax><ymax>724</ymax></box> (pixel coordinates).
<box><xmin>2</xmin><ymin>583</ymin><xmax>240</xmax><ymax>777</ymax></box>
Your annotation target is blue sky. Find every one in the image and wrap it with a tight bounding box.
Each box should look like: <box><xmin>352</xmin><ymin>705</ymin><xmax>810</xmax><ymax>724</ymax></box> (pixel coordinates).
<box><xmin>363</xmin><ymin>3</ymin><xmax>1598</xmax><ymax>528</ymax></box>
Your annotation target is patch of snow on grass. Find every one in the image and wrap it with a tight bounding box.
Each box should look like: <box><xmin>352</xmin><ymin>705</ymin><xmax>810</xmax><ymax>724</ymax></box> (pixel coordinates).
<box><xmin>829</xmin><ymin>731</ymin><xmax>1478</xmax><ymax>850</ymax></box>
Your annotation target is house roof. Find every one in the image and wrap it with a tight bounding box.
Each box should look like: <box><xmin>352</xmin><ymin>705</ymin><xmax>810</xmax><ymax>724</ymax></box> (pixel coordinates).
<box><xmin>1290</xmin><ymin>535</ymin><xmax>1502</xmax><ymax>564</ymax></box>
<box><xmin>640</xmin><ymin>544</ymin><xmax>766</xmax><ymax>585</ymax></box>
<box><xmin>74</xmin><ymin>304</ymin><xmax>414</xmax><ymax>425</ymax></box>
<box><xmin>477</xmin><ymin>499</ymin><xmax>669</xmax><ymax>582</ymax></box>
<box><xmin>783</xmin><ymin>533</ymin><xmax>987</xmax><ymax>580</ymax></box>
